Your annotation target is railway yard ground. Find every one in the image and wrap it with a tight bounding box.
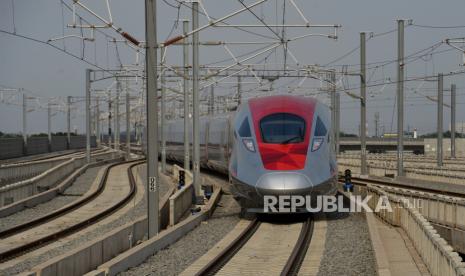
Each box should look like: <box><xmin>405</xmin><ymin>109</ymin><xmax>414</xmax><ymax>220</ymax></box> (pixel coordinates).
<box><xmin>0</xmin><ymin>149</ymin><xmax>464</xmax><ymax>276</ymax></box>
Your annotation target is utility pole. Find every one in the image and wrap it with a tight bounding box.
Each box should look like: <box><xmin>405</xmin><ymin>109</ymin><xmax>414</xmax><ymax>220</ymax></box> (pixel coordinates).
<box><xmin>85</xmin><ymin>69</ymin><xmax>91</xmax><ymax>164</ymax></box>
<box><xmin>96</xmin><ymin>96</ymin><xmax>101</xmax><ymax>147</ymax></box>
<box><xmin>437</xmin><ymin>73</ymin><xmax>443</xmax><ymax>167</ymax></box>
<box><xmin>451</xmin><ymin>84</ymin><xmax>456</xmax><ymax>158</ymax></box>
<box><xmin>115</xmin><ymin>80</ymin><xmax>121</xmax><ymax>151</ymax></box>
<box><xmin>126</xmin><ymin>80</ymin><xmax>131</xmax><ymax>160</ymax></box>
<box><xmin>47</xmin><ymin>102</ymin><xmax>52</xmax><ymax>152</ymax></box>
<box><xmin>22</xmin><ymin>93</ymin><xmax>27</xmax><ymax>154</ymax></box>
<box><xmin>360</xmin><ymin>32</ymin><xmax>367</xmax><ymax>175</ymax></box>
<box><xmin>374</xmin><ymin>112</ymin><xmax>380</xmax><ymax>137</ymax></box>
<box><xmin>192</xmin><ymin>1</ymin><xmax>202</xmax><ymax>202</ymax></box>
<box><xmin>183</xmin><ymin>19</ymin><xmax>190</xmax><ymax>172</ymax></box>
<box><xmin>67</xmin><ymin>96</ymin><xmax>71</xmax><ymax>149</ymax></box>
<box><xmin>161</xmin><ymin>47</ymin><xmax>167</xmax><ymax>173</ymax></box>
<box><xmin>396</xmin><ymin>19</ymin><xmax>405</xmax><ymax>176</ymax></box>
<box><xmin>237</xmin><ymin>76</ymin><xmax>242</xmax><ymax>105</ymax></box>
<box><xmin>145</xmin><ymin>0</ymin><xmax>159</xmax><ymax>237</ymax></box>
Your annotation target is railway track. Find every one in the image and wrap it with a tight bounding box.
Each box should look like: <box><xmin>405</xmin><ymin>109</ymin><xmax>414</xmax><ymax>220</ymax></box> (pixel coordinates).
<box><xmin>0</xmin><ymin>148</ymin><xmax>105</xmax><ymax>167</ymax></box>
<box><xmin>195</xmin><ymin>216</ymin><xmax>314</xmax><ymax>276</ymax></box>
<box><xmin>338</xmin><ymin>176</ymin><xmax>465</xmax><ymax>198</ymax></box>
<box><xmin>0</xmin><ymin>159</ymin><xmax>144</xmax><ymax>262</ymax></box>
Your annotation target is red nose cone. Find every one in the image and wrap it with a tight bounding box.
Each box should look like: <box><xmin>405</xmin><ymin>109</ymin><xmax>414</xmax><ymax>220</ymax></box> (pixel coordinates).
<box><xmin>249</xmin><ymin>95</ymin><xmax>317</xmax><ymax>170</ymax></box>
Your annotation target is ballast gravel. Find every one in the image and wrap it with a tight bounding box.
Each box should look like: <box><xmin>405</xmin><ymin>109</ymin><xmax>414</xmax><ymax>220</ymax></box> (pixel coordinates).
<box><xmin>317</xmin><ymin>207</ymin><xmax>377</xmax><ymax>276</ymax></box>
<box><xmin>120</xmin><ymin>173</ymin><xmax>241</xmax><ymax>276</ymax></box>
<box><xmin>1</xmin><ymin>163</ymin><xmax>170</xmax><ymax>276</ymax></box>
<box><xmin>120</xmin><ymin>215</ymin><xmax>240</xmax><ymax>276</ymax></box>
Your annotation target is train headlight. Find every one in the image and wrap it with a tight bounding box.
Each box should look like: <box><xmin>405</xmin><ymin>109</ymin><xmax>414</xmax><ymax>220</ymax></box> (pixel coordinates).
<box><xmin>311</xmin><ymin>137</ymin><xmax>324</xmax><ymax>152</ymax></box>
<box><xmin>242</xmin><ymin>138</ymin><xmax>256</xmax><ymax>152</ymax></box>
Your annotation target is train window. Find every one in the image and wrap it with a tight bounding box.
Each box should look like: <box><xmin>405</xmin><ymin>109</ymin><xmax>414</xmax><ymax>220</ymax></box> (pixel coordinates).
<box><xmin>238</xmin><ymin>117</ymin><xmax>252</xmax><ymax>137</ymax></box>
<box><xmin>260</xmin><ymin>113</ymin><xmax>305</xmax><ymax>144</ymax></box>
<box><xmin>314</xmin><ymin>117</ymin><xmax>327</xmax><ymax>137</ymax></box>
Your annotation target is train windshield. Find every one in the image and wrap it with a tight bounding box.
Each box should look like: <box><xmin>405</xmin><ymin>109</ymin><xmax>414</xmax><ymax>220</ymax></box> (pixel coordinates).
<box><xmin>260</xmin><ymin>113</ymin><xmax>305</xmax><ymax>144</ymax></box>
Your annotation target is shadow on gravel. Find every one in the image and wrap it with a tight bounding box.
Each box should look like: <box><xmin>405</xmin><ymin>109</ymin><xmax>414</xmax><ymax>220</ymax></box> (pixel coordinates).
<box><xmin>256</xmin><ymin>212</ymin><xmax>313</xmax><ymax>224</ymax></box>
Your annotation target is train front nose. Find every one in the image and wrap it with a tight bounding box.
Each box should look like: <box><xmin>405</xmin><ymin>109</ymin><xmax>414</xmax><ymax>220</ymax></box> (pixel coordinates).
<box><xmin>255</xmin><ymin>172</ymin><xmax>313</xmax><ymax>196</ymax></box>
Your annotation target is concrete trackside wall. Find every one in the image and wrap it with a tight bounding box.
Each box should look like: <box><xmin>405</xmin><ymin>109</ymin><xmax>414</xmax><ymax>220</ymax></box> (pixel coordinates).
<box><xmin>0</xmin><ymin>135</ymin><xmax>97</xmax><ymax>160</ymax></box>
<box><xmin>0</xmin><ymin>138</ymin><xmax>23</xmax><ymax>159</ymax></box>
<box><xmin>27</xmin><ymin>137</ymin><xmax>49</xmax><ymax>155</ymax></box>
<box><xmin>364</xmin><ymin>185</ymin><xmax>465</xmax><ymax>276</ymax></box>
<box><xmin>70</xmin><ymin>136</ymin><xmax>96</xmax><ymax>149</ymax></box>
<box><xmin>51</xmin><ymin>136</ymin><xmax>67</xmax><ymax>152</ymax></box>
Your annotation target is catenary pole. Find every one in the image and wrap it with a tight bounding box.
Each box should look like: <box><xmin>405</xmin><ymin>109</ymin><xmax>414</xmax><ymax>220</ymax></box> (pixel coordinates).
<box><xmin>108</xmin><ymin>94</ymin><xmax>112</xmax><ymax>147</ymax></box>
<box><xmin>96</xmin><ymin>96</ymin><xmax>101</xmax><ymax>147</ymax></box>
<box><xmin>86</xmin><ymin>69</ymin><xmax>91</xmax><ymax>164</ymax></box>
<box><xmin>360</xmin><ymin>32</ymin><xmax>367</xmax><ymax>175</ymax></box>
<box><xmin>210</xmin><ymin>85</ymin><xmax>214</xmax><ymax>115</ymax></box>
<box><xmin>183</xmin><ymin>19</ymin><xmax>190</xmax><ymax>172</ymax></box>
<box><xmin>237</xmin><ymin>75</ymin><xmax>242</xmax><ymax>105</ymax></box>
<box><xmin>192</xmin><ymin>1</ymin><xmax>202</xmax><ymax>202</ymax></box>
<box><xmin>67</xmin><ymin>96</ymin><xmax>71</xmax><ymax>149</ymax></box>
<box><xmin>47</xmin><ymin>102</ymin><xmax>52</xmax><ymax>152</ymax></box>
<box><xmin>437</xmin><ymin>73</ymin><xmax>443</xmax><ymax>167</ymax></box>
<box><xmin>145</xmin><ymin>0</ymin><xmax>160</xmax><ymax>237</ymax></box>
<box><xmin>115</xmin><ymin>80</ymin><xmax>121</xmax><ymax>151</ymax></box>
<box><xmin>396</xmin><ymin>19</ymin><xmax>405</xmax><ymax>176</ymax></box>
<box><xmin>161</xmin><ymin>47</ymin><xmax>167</xmax><ymax>173</ymax></box>
<box><xmin>22</xmin><ymin>93</ymin><xmax>27</xmax><ymax>153</ymax></box>
<box><xmin>330</xmin><ymin>71</ymin><xmax>336</xmax><ymax>153</ymax></box>
<box><xmin>451</xmin><ymin>84</ymin><xmax>456</xmax><ymax>158</ymax></box>
<box><xmin>126</xmin><ymin>80</ymin><xmax>131</xmax><ymax>159</ymax></box>
<box><xmin>335</xmin><ymin>90</ymin><xmax>340</xmax><ymax>155</ymax></box>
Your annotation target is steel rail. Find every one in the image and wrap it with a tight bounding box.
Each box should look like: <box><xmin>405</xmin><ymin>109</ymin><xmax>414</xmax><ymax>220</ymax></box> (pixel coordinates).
<box><xmin>195</xmin><ymin>218</ymin><xmax>261</xmax><ymax>276</ymax></box>
<box><xmin>0</xmin><ymin>148</ymin><xmax>101</xmax><ymax>167</ymax></box>
<box><xmin>281</xmin><ymin>217</ymin><xmax>315</xmax><ymax>276</ymax></box>
<box><xmin>0</xmin><ymin>159</ymin><xmax>144</xmax><ymax>262</ymax></box>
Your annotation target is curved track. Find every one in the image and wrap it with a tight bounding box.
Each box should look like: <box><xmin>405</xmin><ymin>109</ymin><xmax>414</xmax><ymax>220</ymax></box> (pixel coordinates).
<box><xmin>0</xmin><ymin>159</ymin><xmax>144</xmax><ymax>262</ymax></box>
<box><xmin>0</xmin><ymin>148</ymin><xmax>105</xmax><ymax>167</ymax></box>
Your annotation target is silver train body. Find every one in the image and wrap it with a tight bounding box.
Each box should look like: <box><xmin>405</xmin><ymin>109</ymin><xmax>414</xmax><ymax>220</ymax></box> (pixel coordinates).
<box><xmin>145</xmin><ymin>95</ymin><xmax>338</xmax><ymax>212</ymax></box>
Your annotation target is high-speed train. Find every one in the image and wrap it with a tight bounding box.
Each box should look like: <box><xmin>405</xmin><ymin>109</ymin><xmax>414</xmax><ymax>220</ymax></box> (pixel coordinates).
<box><xmin>160</xmin><ymin>95</ymin><xmax>338</xmax><ymax>212</ymax></box>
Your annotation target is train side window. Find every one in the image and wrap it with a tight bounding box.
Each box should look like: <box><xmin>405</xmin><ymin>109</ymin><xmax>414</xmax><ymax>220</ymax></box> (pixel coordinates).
<box><xmin>238</xmin><ymin>117</ymin><xmax>251</xmax><ymax>137</ymax></box>
<box><xmin>314</xmin><ymin>117</ymin><xmax>327</xmax><ymax>137</ymax></box>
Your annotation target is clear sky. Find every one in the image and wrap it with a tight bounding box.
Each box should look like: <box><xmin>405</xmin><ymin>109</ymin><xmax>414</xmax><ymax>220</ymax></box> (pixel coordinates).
<box><xmin>1</xmin><ymin>0</ymin><xmax>465</xmax><ymax>135</ymax></box>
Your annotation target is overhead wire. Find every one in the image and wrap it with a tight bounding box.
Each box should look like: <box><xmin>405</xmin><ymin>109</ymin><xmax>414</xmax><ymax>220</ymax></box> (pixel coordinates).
<box><xmin>0</xmin><ymin>29</ymin><xmax>113</xmax><ymax>73</ymax></box>
<box><xmin>167</xmin><ymin>0</ymin><xmax>277</xmax><ymax>40</ymax></box>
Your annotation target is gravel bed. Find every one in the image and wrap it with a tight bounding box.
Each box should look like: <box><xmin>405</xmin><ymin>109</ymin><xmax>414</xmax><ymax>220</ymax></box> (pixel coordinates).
<box><xmin>1</xmin><ymin>164</ymin><xmax>170</xmax><ymax>275</ymax></box>
<box><xmin>0</xmin><ymin>166</ymin><xmax>102</xmax><ymax>231</ymax></box>
<box><xmin>119</xmin><ymin>173</ymin><xmax>241</xmax><ymax>276</ymax></box>
<box><xmin>317</xmin><ymin>199</ymin><xmax>376</xmax><ymax>276</ymax></box>
<box><xmin>120</xmin><ymin>216</ymin><xmax>240</xmax><ymax>276</ymax></box>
